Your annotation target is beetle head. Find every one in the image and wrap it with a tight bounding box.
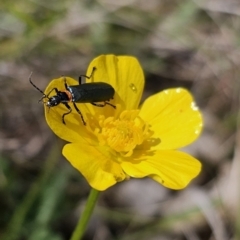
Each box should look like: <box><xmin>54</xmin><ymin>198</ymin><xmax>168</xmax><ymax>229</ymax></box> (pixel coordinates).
<box><xmin>46</xmin><ymin>96</ymin><xmax>61</xmax><ymax>107</ymax></box>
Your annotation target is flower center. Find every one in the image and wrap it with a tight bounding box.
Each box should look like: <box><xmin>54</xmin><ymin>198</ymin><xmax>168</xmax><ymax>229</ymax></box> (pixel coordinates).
<box><xmin>95</xmin><ymin>110</ymin><xmax>150</xmax><ymax>157</ymax></box>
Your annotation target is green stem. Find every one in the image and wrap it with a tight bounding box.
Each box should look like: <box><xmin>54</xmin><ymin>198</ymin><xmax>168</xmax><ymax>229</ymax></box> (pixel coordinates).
<box><xmin>70</xmin><ymin>188</ymin><xmax>100</xmax><ymax>240</ymax></box>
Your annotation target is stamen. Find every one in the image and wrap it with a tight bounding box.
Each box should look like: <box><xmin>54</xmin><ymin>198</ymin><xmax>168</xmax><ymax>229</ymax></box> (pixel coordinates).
<box><xmin>94</xmin><ymin>110</ymin><xmax>151</xmax><ymax>157</ymax></box>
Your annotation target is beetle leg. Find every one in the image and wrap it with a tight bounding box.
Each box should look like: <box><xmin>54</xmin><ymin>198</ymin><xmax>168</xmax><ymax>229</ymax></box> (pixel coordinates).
<box><xmin>62</xmin><ymin>77</ymin><xmax>69</xmax><ymax>90</ymax></box>
<box><xmin>73</xmin><ymin>103</ymin><xmax>86</xmax><ymax>125</ymax></box>
<box><xmin>78</xmin><ymin>67</ymin><xmax>96</xmax><ymax>84</ymax></box>
<box><xmin>91</xmin><ymin>102</ymin><xmax>106</xmax><ymax>107</ymax></box>
<box><xmin>105</xmin><ymin>102</ymin><xmax>116</xmax><ymax>109</ymax></box>
<box><xmin>91</xmin><ymin>102</ymin><xmax>116</xmax><ymax>109</ymax></box>
<box><xmin>62</xmin><ymin>103</ymin><xmax>72</xmax><ymax>124</ymax></box>
<box><xmin>46</xmin><ymin>88</ymin><xmax>59</xmax><ymax>97</ymax></box>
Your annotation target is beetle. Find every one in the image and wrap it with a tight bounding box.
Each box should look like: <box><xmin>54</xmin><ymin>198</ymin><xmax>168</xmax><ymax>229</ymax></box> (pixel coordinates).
<box><xmin>29</xmin><ymin>67</ymin><xmax>116</xmax><ymax>125</ymax></box>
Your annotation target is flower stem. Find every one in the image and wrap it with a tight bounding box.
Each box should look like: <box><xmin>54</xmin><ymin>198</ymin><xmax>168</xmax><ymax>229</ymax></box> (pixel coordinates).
<box><xmin>70</xmin><ymin>188</ymin><xmax>100</xmax><ymax>240</ymax></box>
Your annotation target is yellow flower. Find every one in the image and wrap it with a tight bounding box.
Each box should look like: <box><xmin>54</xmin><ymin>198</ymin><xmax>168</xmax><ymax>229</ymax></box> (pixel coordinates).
<box><xmin>44</xmin><ymin>55</ymin><xmax>203</xmax><ymax>191</ymax></box>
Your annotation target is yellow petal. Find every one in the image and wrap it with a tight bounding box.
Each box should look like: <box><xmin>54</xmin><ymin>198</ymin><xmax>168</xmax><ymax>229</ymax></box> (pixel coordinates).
<box><xmin>139</xmin><ymin>88</ymin><xmax>203</xmax><ymax>150</ymax></box>
<box><xmin>85</xmin><ymin>55</ymin><xmax>144</xmax><ymax>115</ymax></box>
<box><xmin>63</xmin><ymin>143</ymin><xmax>126</xmax><ymax>191</ymax></box>
<box><xmin>121</xmin><ymin>150</ymin><xmax>201</xmax><ymax>189</ymax></box>
<box><xmin>44</xmin><ymin>77</ymin><xmax>95</xmax><ymax>143</ymax></box>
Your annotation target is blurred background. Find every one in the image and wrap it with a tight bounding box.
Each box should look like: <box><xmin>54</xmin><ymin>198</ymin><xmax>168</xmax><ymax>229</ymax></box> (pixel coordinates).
<box><xmin>0</xmin><ymin>0</ymin><xmax>240</xmax><ymax>239</ymax></box>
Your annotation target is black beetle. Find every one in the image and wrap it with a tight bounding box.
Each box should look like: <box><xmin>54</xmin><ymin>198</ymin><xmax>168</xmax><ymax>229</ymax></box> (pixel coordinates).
<box><xmin>29</xmin><ymin>67</ymin><xmax>116</xmax><ymax>125</ymax></box>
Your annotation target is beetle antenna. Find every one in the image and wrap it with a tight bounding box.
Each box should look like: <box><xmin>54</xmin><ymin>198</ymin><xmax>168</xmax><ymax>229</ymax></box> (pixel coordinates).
<box><xmin>29</xmin><ymin>72</ymin><xmax>45</xmax><ymax>95</ymax></box>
